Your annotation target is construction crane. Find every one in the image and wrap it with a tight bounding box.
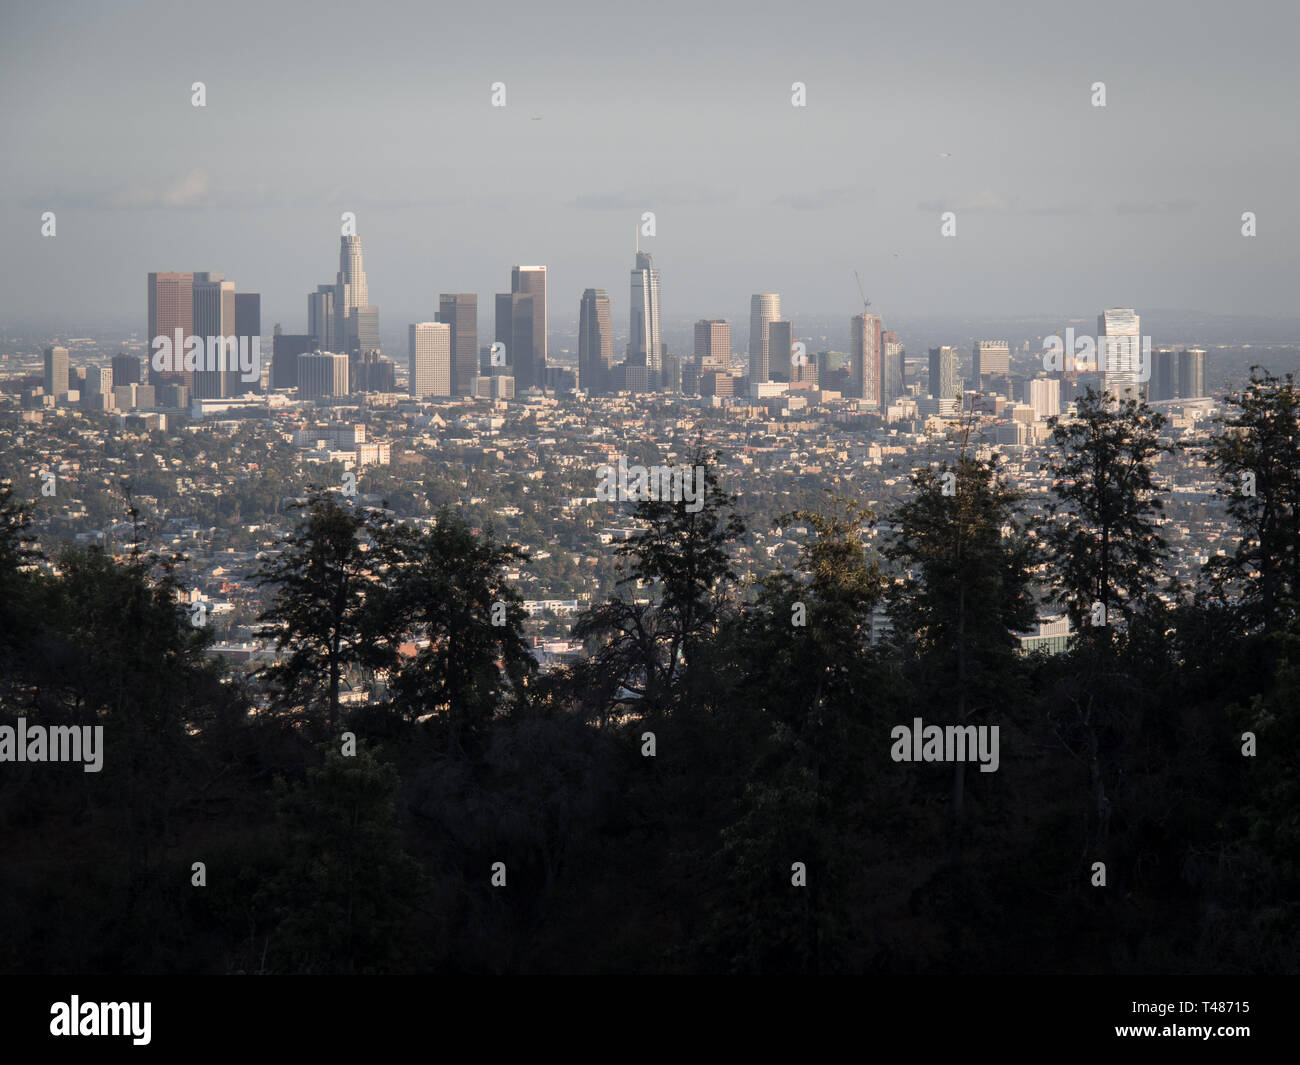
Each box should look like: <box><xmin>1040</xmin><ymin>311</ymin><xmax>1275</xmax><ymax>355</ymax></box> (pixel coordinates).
<box><xmin>853</xmin><ymin>269</ymin><xmax>871</xmax><ymax>311</ymax></box>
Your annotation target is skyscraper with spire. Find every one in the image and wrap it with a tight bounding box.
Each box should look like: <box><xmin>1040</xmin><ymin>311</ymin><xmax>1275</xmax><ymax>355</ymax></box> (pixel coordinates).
<box><xmin>334</xmin><ymin>234</ymin><xmax>378</xmax><ymax>358</ymax></box>
<box><xmin>629</xmin><ymin>232</ymin><xmax>661</xmax><ymax>375</ymax></box>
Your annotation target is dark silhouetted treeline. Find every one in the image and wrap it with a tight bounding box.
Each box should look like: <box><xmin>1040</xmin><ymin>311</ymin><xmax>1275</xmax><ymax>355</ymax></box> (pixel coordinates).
<box><xmin>0</xmin><ymin>379</ymin><xmax>1296</xmax><ymax>974</ymax></box>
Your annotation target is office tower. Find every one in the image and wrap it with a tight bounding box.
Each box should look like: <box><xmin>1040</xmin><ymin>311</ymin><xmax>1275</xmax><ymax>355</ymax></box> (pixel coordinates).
<box><xmin>929</xmin><ymin>346</ymin><xmax>960</xmax><ymax>401</ymax></box>
<box><xmin>694</xmin><ymin>319</ymin><xmax>730</xmax><ymax>359</ymax></box>
<box><xmin>335</xmin><ymin>234</ymin><xmax>376</xmax><ymax>357</ymax></box>
<box><xmin>297</xmin><ymin>352</ymin><xmax>350</xmax><ymax>400</ymax></box>
<box><xmin>353</xmin><ymin>351</ymin><xmax>396</xmax><ymax>393</ymax></box>
<box><xmin>494</xmin><ymin>293</ymin><xmax>535</xmax><ymax>387</ymax></box>
<box><xmin>511</xmin><ymin>265</ymin><xmax>547</xmax><ymax>387</ymax></box>
<box><xmin>353</xmin><ymin>307</ymin><xmax>380</xmax><ymax>357</ymax></box>
<box><xmin>661</xmin><ymin>353</ymin><xmax>682</xmax><ymax>393</ymax></box>
<box><xmin>1178</xmin><ymin>347</ymin><xmax>1207</xmax><ymax>399</ymax></box>
<box><xmin>272</xmin><ymin>334</ymin><xmax>315</xmax><ymax>390</ymax></box>
<box><xmin>147</xmin><ymin>271</ymin><xmax>194</xmax><ymax>388</ymax></box>
<box><xmin>974</xmin><ymin>340</ymin><xmax>1010</xmax><ymax>383</ymax></box>
<box><xmin>82</xmin><ymin>365</ymin><xmax>113</xmax><ymax>410</ymax></box>
<box><xmin>111</xmin><ymin>353</ymin><xmax>141</xmax><ymax>387</ymax></box>
<box><xmin>579</xmin><ymin>288</ymin><xmax>613</xmax><ymax>395</ymax></box>
<box><xmin>1151</xmin><ymin>348</ymin><xmax>1177</xmax><ymax>401</ymax></box>
<box><xmin>1028</xmin><ymin>377</ymin><xmax>1061</xmax><ymax>421</ymax></box>
<box><xmin>791</xmin><ymin>346</ymin><xmax>819</xmax><ymax>389</ymax></box>
<box><xmin>437</xmin><ymin>294</ymin><xmax>479</xmax><ymax>396</ymax></box>
<box><xmin>1099</xmin><ymin>308</ymin><xmax>1143</xmax><ymax>401</ymax></box>
<box><xmin>700</xmin><ymin>370</ymin><xmax>736</xmax><ymax>398</ymax></box>
<box><xmin>192</xmin><ymin>272</ymin><xmax>237</xmax><ymax>398</ymax></box>
<box><xmin>43</xmin><ymin>345</ymin><xmax>69</xmax><ymax>397</ymax></box>
<box><xmin>882</xmin><ymin>331</ymin><xmax>905</xmax><ymax>402</ymax></box>
<box><xmin>748</xmin><ymin>293</ymin><xmax>780</xmax><ymax>387</ymax></box>
<box><xmin>308</xmin><ymin>284</ymin><xmax>335</xmax><ymax>352</ymax></box>
<box><xmin>235</xmin><ymin>293</ymin><xmax>261</xmax><ymax>391</ymax></box>
<box><xmin>767</xmin><ymin>320</ymin><xmax>794</xmax><ymax>383</ymax></box>
<box><xmin>409</xmin><ymin>322</ymin><xmax>451</xmax><ymax>398</ymax></box>
<box><xmin>851</xmin><ymin>313</ymin><xmax>883</xmax><ymax>405</ymax></box>
<box><xmin>629</xmin><ymin>251</ymin><xmax>661</xmax><ymax>373</ymax></box>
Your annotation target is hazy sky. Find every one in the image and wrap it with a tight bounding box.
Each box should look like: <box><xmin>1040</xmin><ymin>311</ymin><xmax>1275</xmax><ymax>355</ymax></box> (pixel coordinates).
<box><xmin>3</xmin><ymin>0</ymin><xmax>1298</xmax><ymax>334</ymax></box>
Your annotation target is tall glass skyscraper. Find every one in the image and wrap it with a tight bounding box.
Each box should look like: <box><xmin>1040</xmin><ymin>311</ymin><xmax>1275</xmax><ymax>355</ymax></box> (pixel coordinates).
<box><xmin>748</xmin><ymin>293</ymin><xmax>780</xmax><ymax>390</ymax></box>
<box><xmin>579</xmin><ymin>288</ymin><xmax>612</xmax><ymax>395</ymax></box>
<box><xmin>629</xmin><ymin>250</ymin><xmax>661</xmax><ymax>373</ymax></box>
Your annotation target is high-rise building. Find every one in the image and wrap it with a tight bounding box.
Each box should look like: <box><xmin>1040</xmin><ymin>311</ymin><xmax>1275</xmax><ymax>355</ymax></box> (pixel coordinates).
<box><xmin>494</xmin><ymin>293</ymin><xmax>535</xmax><ymax>386</ymax></box>
<box><xmin>192</xmin><ymin>272</ymin><xmax>236</xmax><ymax>398</ymax></box>
<box><xmin>767</xmin><ymin>320</ymin><xmax>794</xmax><ymax>383</ymax></box>
<box><xmin>1178</xmin><ymin>347</ymin><xmax>1207</xmax><ymax>399</ymax></box>
<box><xmin>271</xmin><ymin>335</ymin><xmax>315</xmax><ymax>390</ymax></box>
<box><xmin>974</xmin><ymin>340</ymin><xmax>1010</xmax><ymax>382</ymax></box>
<box><xmin>43</xmin><ymin>346</ymin><xmax>69</xmax><ymax>397</ymax></box>
<box><xmin>1151</xmin><ymin>348</ymin><xmax>1177</xmax><ymax>401</ymax></box>
<box><xmin>111</xmin><ymin>352</ymin><xmax>141</xmax><ymax>388</ymax></box>
<box><xmin>351</xmin><ymin>306</ymin><xmax>379</xmax><ymax>357</ymax></box>
<box><xmin>629</xmin><ymin>251</ymin><xmax>661</xmax><ymax>373</ymax></box>
<box><xmin>297</xmin><ymin>352</ymin><xmax>349</xmax><ymax>400</ymax></box>
<box><xmin>409</xmin><ymin>322</ymin><xmax>451</xmax><ymax>398</ymax></box>
<box><xmin>748</xmin><ymin>294</ymin><xmax>780</xmax><ymax>388</ymax></box>
<box><xmin>147</xmin><ymin>271</ymin><xmax>194</xmax><ymax>389</ymax></box>
<box><xmin>579</xmin><ymin>288</ymin><xmax>613</xmax><ymax>395</ymax></box>
<box><xmin>882</xmin><ymin>331</ymin><xmax>905</xmax><ymax>403</ymax></box>
<box><xmin>694</xmin><ymin>319</ymin><xmax>730</xmax><ymax>360</ymax></box>
<box><xmin>235</xmin><ymin>293</ymin><xmax>261</xmax><ymax>391</ymax></box>
<box><xmin>511</xmin><ymin>266</ymin><xmax>547</xmax><ymax>388</ymax></box>
<box><xmin>437</xmin><ymin>294</ymin><xmax>478</xmax><ymax>396</ymax></box>
<box><xmin>1099</xmin><ymin>308</ymin><xmax>1143</xmax><ymax>401</ymax></box>
<box><xmin>353</xmin><ymin>351</ymin><xmax>397</xmax><ymax>393</ymax></box>
<box><xmin>929</xmin><ymin>346</ymin><xmax>960</xmax><ymax>402</ymax></box>
<box><xmin>1028</xmin><ymin>377</ymin><xmax>1061</xmax><ymax>421</ymax></box>
<box><xmin>335</xmin><ymin>234</ymin><xmax>376</xmax><ymax>357</ymax></box>
<box><xmin>308</xmin><ymin>284</ymin><xmax>335</xmax><ymax>352</ymax></box>
<box><xmin>851</xmin><ymin>313</ymin><xmax>883</xmax><ymax>405</ymax></box>
<box><xmin>82</xmin><ymin>365</ymin><xmax>113</xmax><ymax>408</ymax></box>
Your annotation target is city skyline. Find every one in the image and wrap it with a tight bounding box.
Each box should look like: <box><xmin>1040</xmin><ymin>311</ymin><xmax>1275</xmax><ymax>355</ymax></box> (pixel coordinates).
<box><xmin>5</xmin><ymin>0</ymin><xmax>1298</xmax><ymax>330</ymax></box>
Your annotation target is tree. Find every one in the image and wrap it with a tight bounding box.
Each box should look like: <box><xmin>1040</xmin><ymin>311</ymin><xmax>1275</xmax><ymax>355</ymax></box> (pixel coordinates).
<box><xmin>885</xmin><ymin>453</ymin><xmax>1036</xmax><ymax>828</ymax></box>
<box><xmin>574</xmin><ymin>445</ymin><xmax>744</xmax><ymax>717</ymax></box>
<box><xmin>254</xmin><ymin>491</ymin><xmax>383</xmax><ymax>732</ymax></box>
<box><xmin>1044</xmin><ymin>388</ymin><xmax>1171</xmax><ymax>634</ymax></box>
<box><xmin>1203</xmin><ymin>368</ymin><xmax>1300</xmax><ymax>633</ymax></box>
<box><xmin>371</xmin><ymin>508</ymin><xmax>535</xmax><ymax>753</ymax></box>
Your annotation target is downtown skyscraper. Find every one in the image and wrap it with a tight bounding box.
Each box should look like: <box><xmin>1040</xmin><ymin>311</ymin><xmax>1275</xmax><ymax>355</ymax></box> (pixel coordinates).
<box><xmin>629</xmin><ymin>249</ymin><xmax>661</xmax><ymax>374</ymax></box>
<box><xmin>409</xmin><ymin>322</ymin><xmax>451</xmax><ymax>398</ymax></box>
<box><xmin>1099</xmin><ymin>308</ymin><xmax>1143</xmax><ymax>401</ymax></box>
<box><xmin>510</xmin><ymin>265</ymin><xmax>547</xmax><ymax>390</ymax></box>
<box><xmin>191</xmin><ymin>271</ymin><xmax>236</xmax><ymax>399</ymax></box>
<box><xmin>147</xmin><ymin>271</ymin><xmax>194</xmax><ymax>390</ymax></box>
<box><xmin>437</xmin><ymin>294</ymin><xmax>478</xmax><ymax>396</ymax></box>
<box><xmin>579</xmin><ymin>288</ymin><xmax>613</xmax><ymax>395</ymax></box>
<box><xmin>850</xmin><ymin>311</ymin><xmax>883</xmax><ymax>406</ymax></box>
<box><xmin>748</xmin><ymin>293</ymin><xmax>780</xmax><ymax>392</ymax></box>
<box><xmin>334</xmin><ymin>234</ymin><xmax>379</xmax><ymax>358</ymax></box>
<box><xmin>929</xmin><ymin>346</ymin><xmax>960</xmax><ymax>402</ymax></box>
